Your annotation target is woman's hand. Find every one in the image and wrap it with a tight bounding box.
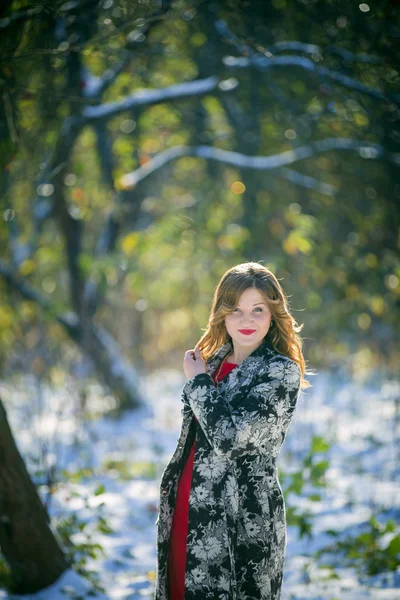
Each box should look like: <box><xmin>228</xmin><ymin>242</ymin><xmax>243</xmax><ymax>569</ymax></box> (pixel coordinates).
<box><xmin>183</xmin><ymin>345</ymin><xmax>207</xmax><ymax>380</ymax></box>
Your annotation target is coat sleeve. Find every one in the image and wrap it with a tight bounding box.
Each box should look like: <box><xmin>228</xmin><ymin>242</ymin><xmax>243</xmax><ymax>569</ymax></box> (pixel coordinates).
<box><xmin>181</xmin><ymin>357</ymin><xmax>301</xmax><ymax>460</ymax></box>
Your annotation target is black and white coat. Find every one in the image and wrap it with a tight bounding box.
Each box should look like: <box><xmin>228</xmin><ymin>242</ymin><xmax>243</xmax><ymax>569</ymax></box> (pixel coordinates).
<box><xmin>154</xmin><ymin>338</ymin><xmax>302</xmax><ymax>600</ymax></box>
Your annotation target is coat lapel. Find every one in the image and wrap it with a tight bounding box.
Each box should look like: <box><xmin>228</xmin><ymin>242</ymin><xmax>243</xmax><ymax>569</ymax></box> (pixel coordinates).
<box><xmin>207</xmin><ymin>337</ymin><xmax>276</xmax><ymax>396</ymax></box>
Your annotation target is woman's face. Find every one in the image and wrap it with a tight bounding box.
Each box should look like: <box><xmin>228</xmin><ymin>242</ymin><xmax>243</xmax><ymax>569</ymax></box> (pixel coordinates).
<box><xmin>224</xmin><ymin>287</ymin><xmax>272</xmax><ymax>349</ymax></box>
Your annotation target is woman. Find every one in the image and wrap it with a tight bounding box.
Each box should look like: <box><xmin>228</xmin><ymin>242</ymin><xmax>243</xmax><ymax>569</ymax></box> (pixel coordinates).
<box><xmin>154</xmin><ymin>262</ymin><xmax>311</xmax><ymax>600</ymax></box>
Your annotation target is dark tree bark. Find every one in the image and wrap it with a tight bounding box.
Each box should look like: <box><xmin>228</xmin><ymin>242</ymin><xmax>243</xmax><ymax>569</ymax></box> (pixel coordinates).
<box><xmin>0</xmin><ymin>398</ymin><xmax>68</xmax><ymax>593</ymax></box>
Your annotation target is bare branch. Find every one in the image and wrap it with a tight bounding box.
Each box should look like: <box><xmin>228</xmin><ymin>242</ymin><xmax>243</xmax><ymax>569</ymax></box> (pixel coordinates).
<box><xmin>214</xmin><ymin>19</ymin><xmax>255</xmax><ymax>57</ymax></box>
<box><xmin>215</xmin><ymin>19</ymin><xmax>394</xmax><ymax>103</ymax></box>
<box><xmin>14</xmin><ymin>75</ymin><xmax>237</xmax><ymax>283</ymax></box>
<box><xmin>326</xmin><ymin>44</ymin><xmax>383</xmax><ymax>64</ymax></box>
<box><xmin>4</xmin><ymin>207</ymin><xmax>32</xmax><ymax>267</ymax></box>
<box><xmin>81</xmin><ymin>122</ymin><xmax>124</xmax><ymax>318</ymax></box>
<box><xmin>267</xmin><ymin>41</ymin><xmax>321</xmax><ymax>56</ymax></box>
<box><xmin>82</xmin><ymin>76</ymin><xmax>238</xmax><ymax>120</ymax></box>
<box><xmin>0</xmin><ymin>259</ymin><xmax>145</xmax><ymax>408</ymax></box>
<box><xmin>0</xmin><ymin>6</ymin><xmax>44</xmax><ymax>29</ymax></box>
<box><xmin>119</xmin><ymin>138</ymin><xmax>387</xmax><ymax>190</ymax></box>
<box><xmin>2</xmin><ymin>166</ymin><xmax>36</xmax><ymax>268</ymax></box>
<box><xmin>223</xmin><ymin>54</ymin><xmax>397</xmax><ymax>104</ymax></box>
<box><xmin>81</xmin><ymin>7</ymin><xmax>173</xmax><ymax>100</ymax></box>
<box><xmin>267</xmin><ymin>41</ymin><xmax>383</xmax><ymax>64</ymax></box>
<box><xmin>279</xmin><ymin>168</ymin><xmax>336</xmax><ymax>196</ymax></box>
<box><xmin>81</xmin><ymin>52</ymin><xmax>132</xmax><ymax>99</ymax></box>
<box><xmin>215</xmin><ymin>19</ymin><xmax>383</xmax><ymax>64</ymax></box>
<box><xmin>0</xmin><ymin>259</ymin><xmax>79</xmax><ymax>336</ymax></box>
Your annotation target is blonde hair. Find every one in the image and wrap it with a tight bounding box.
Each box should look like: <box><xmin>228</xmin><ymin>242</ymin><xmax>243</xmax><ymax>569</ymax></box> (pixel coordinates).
<box><xmin>196</xmin><ymin>261</ymin><xmax>312</xmax><ymax>390</ymax></box>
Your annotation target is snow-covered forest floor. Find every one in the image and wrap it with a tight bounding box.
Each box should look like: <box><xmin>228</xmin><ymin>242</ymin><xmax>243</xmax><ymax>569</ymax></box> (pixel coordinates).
<box><xmin>0</xmin><ymin>365</ymin><xmax>399</xmax><ymax>600</ymax></box>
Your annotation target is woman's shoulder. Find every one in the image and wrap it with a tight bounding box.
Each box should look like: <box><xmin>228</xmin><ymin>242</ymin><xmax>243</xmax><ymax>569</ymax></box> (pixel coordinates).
<box><xmin>206</xmin><ymin>342</ymin><xmax>231</xmax><ymax>364</ymax></box>
<box><xmin>257</xmin><ymin>349</ymin><xmax>301</xmax><ymax>378</ymax></box>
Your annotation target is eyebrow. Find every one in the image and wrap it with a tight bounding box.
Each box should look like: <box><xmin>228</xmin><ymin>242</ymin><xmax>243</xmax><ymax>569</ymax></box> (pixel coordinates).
<box><xmin>236</xmin><ymin>302</ymin><xmax>266</xmax><ymax>306</ymax></box>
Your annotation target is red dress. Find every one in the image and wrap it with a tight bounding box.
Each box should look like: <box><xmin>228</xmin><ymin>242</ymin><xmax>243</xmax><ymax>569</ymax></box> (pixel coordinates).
<box><xmin>168</xmin><ymin>361</ymin><xmax>238</xmax><ymax>600</ymax></box>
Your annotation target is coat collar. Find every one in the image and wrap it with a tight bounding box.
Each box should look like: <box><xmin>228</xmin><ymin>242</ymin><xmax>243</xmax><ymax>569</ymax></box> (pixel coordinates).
<box><xmin>207</xmin><ymin>337</ymin><xmax>276</xmax><ymax>380</ymax></box>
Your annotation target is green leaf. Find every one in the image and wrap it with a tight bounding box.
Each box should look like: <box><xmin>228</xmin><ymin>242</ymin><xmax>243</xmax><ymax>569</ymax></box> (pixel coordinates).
<box><xmin>386</xmin><ymin>536</ymin><xmax>400</xmax><ymax>556</ymax></box>
<box><xmin>94</xmin><ymin>484</ymin><xmax>106</xmax><ymax>496</ymax></box>
<box><xmin>311</xmin><ymin>435</ymin><xmax>330</xmax><ymax>453</ymax></box>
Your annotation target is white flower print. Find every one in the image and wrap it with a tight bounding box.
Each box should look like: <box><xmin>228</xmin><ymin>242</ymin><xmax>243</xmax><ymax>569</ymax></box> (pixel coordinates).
<box><xmin>247</xmin><ymin>357</ymin><xmax>263</xmax><ymax>373</ymax></box>
<box><xmin>190</xmin><ymin>567</ymin><xmax>206</xmax><ymax>585</ymax></box>
<box><xmin>192</xmin><ymin>535</ymin><xmax>223</xmax><ymax>560</ymax></box>
<box><xmin>268</xmin><ymin>359</ymin><xmax>300</xmax><ymax>390</ymax></box>
<box><xmin>193</xmin><ymin>484</ymin><xmax>210</xmax><ymax>503</ymax></box>
<box><xmin>275</xmin><ymin>519</ymin><xmax>286</xmax><ymax>544</ymax></box>
<box><xmin>268</xmin><ymin>361</ymin><xmax>286</xmax><ymax>379</ymax></box>
<box><xmin>189</xmin><ymin>385</ymin><xmax>210</xmax><ymax>404</ymax></box>
<box><xmin>274</xmin><ymin>398</ymin><xmax>287</xmax><ymax>418</ymax></box>
<box><xmin>218</xmin><ymin>574</ymin><xmax>230</xmax><ymax>591</ymax></box>
<box><xmin>270</xmin><ymin>552</ymin><xmax>282</xmax><ymax>574</ymax></box>
<box><xmin>255</xmin><ymin>473</ymin><xmax>276</xmax><ymax>490</ymax></box>
<box><xmin>252</xmin><ymin>558</ymin><xmax>273</xmax><ymax>599</ymax></box>
<box><xmin>244</xmin><ymin>519</ymin><xmax>261</xmax><ymax>538</ymax></box>
<box><xmin>260</xmin><ymin>573</ymin><xmax>272</xmax><ymax>598</ymax></box>
<box><xmin>218</xmin><ymin>417</ymin><xmax>234</xmax><ymax>440</ymax></box>
<box><xmin>197</xmin><ymin>454</ymin><xmax>228</xmax><ymax>481</ymax></box>
<box><xmin>269</xmin><ymin>422</ymin><xmax>282</xmax><ymax>440</ymax></box>
<box><xmin>254</xmin><ymin>379</ymin><xmax>281</xmax><ymax>399</ymax></box>
<box><xmin>235</xmin><ymin>421</ymin><xmax>253</xmax><ymax>445</ymax></box>
<box><xmin>249</xmin><ymin>428</ymin><xmax>267</xmax><ymax>448</ymax></box>
<box><xmin>259</xmin><ymin>490</ymin><xmax>273</xmax><ymax>516</ymax></box>
<box><xmin>158</xmin><ymin>503</ymin><xmax>173</xmax><ymax>539</ymax></box>
<box><xmin>214</xmin><ymin>593</ymin><xmax>230</xmax><ymax>600</ymax></box>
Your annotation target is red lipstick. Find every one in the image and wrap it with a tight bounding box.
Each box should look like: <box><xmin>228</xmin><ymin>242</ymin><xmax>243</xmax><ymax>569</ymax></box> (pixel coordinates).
<box><xmin>238</xmin><ymin>329</ymin><xmax>256</xmax><ymax>335</ymax></box>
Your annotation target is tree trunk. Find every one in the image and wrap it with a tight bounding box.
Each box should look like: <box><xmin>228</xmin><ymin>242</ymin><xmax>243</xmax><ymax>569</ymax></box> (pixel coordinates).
<box><xmin>0</xmin><ymin>261</ymin><xmax>145</xmax><ymax>412</ymax></box>
<box><xmin>0</xmin><ymin>398</ymin><xmax>68</xmax><ymax>593</ymax></box>
<box><xmin>89</xmin><ymin>324</ymin><xmax>146</xmax><ymax>412</ymax></box>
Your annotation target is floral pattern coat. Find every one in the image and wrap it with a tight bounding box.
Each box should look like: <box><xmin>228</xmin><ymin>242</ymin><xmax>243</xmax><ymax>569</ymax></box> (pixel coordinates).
<box><xmin>154</xmin><ymin>338</ymin><xmax>302</xmax><ymax>600</ymax></box>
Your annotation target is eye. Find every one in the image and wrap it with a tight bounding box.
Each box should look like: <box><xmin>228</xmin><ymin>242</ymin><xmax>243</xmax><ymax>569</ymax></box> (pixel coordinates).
<box><xmin>233</xmin><ymin>307</ymin><xmax>264</xmax><ymax>312</ymax></box>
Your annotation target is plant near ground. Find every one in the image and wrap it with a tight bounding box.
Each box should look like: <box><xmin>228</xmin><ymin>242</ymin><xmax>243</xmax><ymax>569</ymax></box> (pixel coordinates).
<box><xmin>280</xmin><ymin>435</ymin><xmax>331</xmax><ymax>539</ymax></box>
<box><xmin>318</xmin><ymin>514</ymin><xmax>400</xmax><ymax>576</ymax></box>
<box><xmin>53</xmin><ymin>479</ymin><xmax>114</xmax><ymax>595</ymax></box>
<box><xmin>0</xmin><ymin>558</ymin><xmax>12</xmax><ymax>591</ymax></box>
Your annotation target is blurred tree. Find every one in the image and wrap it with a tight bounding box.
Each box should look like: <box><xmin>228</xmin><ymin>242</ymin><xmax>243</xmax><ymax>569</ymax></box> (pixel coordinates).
<box><xmin>0</xmin><ymin>0</ymin><xmax>399</xmax><ymax>412</ymax></box>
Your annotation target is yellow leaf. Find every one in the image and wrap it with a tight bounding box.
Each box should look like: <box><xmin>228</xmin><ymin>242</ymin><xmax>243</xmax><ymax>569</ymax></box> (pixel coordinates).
<box><xmin>283</xmin><ymin>231</ymin><xmax>312</xmax><ymax>255</ymax></box>
<box><xmin>191</xmin><ymin>32</ymin><xmax>206</xmax><ymax>47</ymax></box>
<box><xmin>0</xmin><ymin>306</ymin><xmax>13</xmax><ymax>328</ymax></box>
<box><xmin>346</xmin><ymin>284</ymin><xmax>361</xmax><ymax>299</ymax></box>
<box><xmin>365</xmin><ymin>253</ymin><xmax>378</xmax><ymax>268</ymax></box>
<box><xmin>18</xmin><ymin>259</ymin><xmax>36</xmax><ymax>276</ymax></box>
<box><xmin>121</xmin><ymin>232</ymin><xmax>139</xmax><ymax>255</ymax></box>
<box><xmin>354</xmin><ymin>113</ymin><xmax>369</xmax><ymax>127</ymax></box>
<box><xmin>369</xmin><ymin>296</ymin><xmax>385</xmax><ymax>315</ymax></box>
<box><xmin>357</xmin><ymin>313</ymin><xmax>371</xmax><ymax>329</ymax></box>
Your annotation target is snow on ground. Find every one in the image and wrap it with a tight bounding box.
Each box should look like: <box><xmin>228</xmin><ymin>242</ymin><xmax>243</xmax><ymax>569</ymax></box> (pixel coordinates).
<box><xmin>0</xmin><ymin>365</ymin><xmax>399</xmax><ymax>599</ymax></box>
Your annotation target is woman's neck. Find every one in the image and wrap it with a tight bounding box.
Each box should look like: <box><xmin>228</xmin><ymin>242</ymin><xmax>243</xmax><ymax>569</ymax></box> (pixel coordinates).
<box><xmin>224</xmin><ymin>352</ymin><xmax>241</xmax><ymax>365</ymax></box>
<box><xmin>226</xmin><ymin>341</ymin><xmax>262</xmax><ymax>364</ymax></box>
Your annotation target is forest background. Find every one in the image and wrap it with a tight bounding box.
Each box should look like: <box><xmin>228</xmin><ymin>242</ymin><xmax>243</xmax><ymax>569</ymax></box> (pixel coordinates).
<box><xmin>1</xmin><ymin>0</ymin><xmax>399</xmax><ymax>404</ymax></box>
<box><xmin>0</xmin><ymin>0</ymin><xmax>399</xmax><ymax>597</ymax></box>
